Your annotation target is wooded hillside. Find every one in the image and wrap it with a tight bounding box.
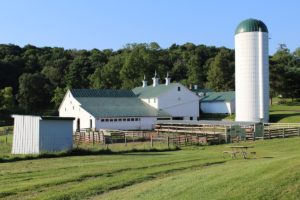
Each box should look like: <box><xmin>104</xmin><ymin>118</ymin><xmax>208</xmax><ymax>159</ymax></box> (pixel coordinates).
<box><xmin>0</xmin><ymin>43</ymin><xmax>299</xmax><ymax>123</ymax></box>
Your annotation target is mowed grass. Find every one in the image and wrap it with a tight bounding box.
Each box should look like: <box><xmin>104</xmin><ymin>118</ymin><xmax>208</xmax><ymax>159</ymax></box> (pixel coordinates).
<box><xmin>270</xmin><ymin>102</ymin><xmax>300</xmax><ymax>123</ymax></box>
<box><xmin>0</xmin><ymin>136</ymin><xmax>300</xmax><ymax>199</ymax></box>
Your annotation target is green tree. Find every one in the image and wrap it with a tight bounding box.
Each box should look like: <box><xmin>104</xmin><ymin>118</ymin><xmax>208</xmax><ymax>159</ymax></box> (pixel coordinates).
<box><xmin>89</xmin><ymin>55</ymin><xmax>123</xmax><ymax>89</ymax></box>
<box><xmin>51</xmin><ymin>87</ymin><xmax>68</xmax><ymax>108</ymax></box>
<box><xmin>0</xmin><ymin>87</ymin><xmax>14</xmax><ymax>111</ymax></box>
<box><xmin>206</xmin><ymin>49</ymin><xmax>234</xmax><ymax>91</ymax></box>
<box><xmin>17</xmin><ymin>73</ymin><xmax>51</xmax><ymax>112</ymax></box>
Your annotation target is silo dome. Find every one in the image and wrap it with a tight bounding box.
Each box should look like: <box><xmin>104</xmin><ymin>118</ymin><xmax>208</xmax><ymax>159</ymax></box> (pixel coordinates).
<box><xmin>235</xmin><ymin>19</ymin><xmax>268</xmax><ymax>35</ymax></box>
<box><xmin>235</xmin><ymin>18</ymin><xmax>269</xmax><ymax>122</ymax></box>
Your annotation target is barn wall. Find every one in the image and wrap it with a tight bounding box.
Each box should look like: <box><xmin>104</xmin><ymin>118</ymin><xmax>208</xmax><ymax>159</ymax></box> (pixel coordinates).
<box><xmin>95</xmin><ymin>117</ymin><xmax>156</xmax><ymax>130</ymax></box>
<box><xmin>59</xmin><ymin>90</ymin><xmax>95</xmax><ymax>131</ymax></box>
<box><xmin>141</xmin><ymin>98</ymin><xmax>158</xmax><ymax>109</ymax></box>
<box><xmin>158</xmin><ymin>84</ymin><xmax>200</xmax><ymax>119</ymax></box>
<box><xmin>39</xmin><ymin>120</ymin><xmax>73</xmax><ymax>152</ymax></box>
<box><xmin>201</xmin><ymin>101</ymin><xmax>234</xmax><ymax>114</ymax></box>
<box><xmin>12</xmin><ymin>115</ymin><xmax>40</xmax><ymax>154</ymax></box>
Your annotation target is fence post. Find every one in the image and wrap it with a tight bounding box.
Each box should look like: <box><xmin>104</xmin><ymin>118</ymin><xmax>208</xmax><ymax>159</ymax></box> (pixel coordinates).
<box><xmin>151</xmin><ymin>135</ymin><xmax>153</xmax><ymax>147</ymax></box>
<box><xmin>283</xmin><ymin>128</ymin><xmax>285</xmax><ymax>138</ymax></box>
<box><xmin>167</xmin><ymin>136</ymin><xmax>169</xmax><ymax>148</ymax></box>
<box><xmin>102</xmin><ymin>132</ymin><xmax>106</xmax><ymax>146</ymax></box>
<box><xmin>125</xmin><ymin>135</ymin><xmax>127</xmax><ymax>146</ymax></box>
<box><xmin>5</xmin><ymin>128</ymin><xmax>9</xmax><ymax>144</ymax></box>
<box><xmin>93</xmin><ymin>131</ymin><xmax>95</xmax><ymax>146</ymax></box>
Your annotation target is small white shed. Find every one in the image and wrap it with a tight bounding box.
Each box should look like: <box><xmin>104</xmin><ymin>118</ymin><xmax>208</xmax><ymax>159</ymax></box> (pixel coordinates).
<box><xmin>12</xmin><ymin>115</ymin><xmax>74</xmax><ymax>154</ymax></box>
<box><xmin>200</xmin><ymin>91</ymin><xmax>235</xmax><ymax>115</ymax></box>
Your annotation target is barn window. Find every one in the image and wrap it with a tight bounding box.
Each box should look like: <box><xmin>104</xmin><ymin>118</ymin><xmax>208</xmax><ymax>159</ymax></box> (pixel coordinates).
<box><xmin>118</xmin><ymin>119</ymin><xmax>122</xmax><ymax>121</ymax></box>
<box><xmin>135</xmin><ymin>118</ymin><xmax>138</xmax><ymax>121</ymax></box>
<box><xmin>127</xmin><ymin>118</ymin><xmax>130</xmax><ymax>121</ymax></box>
<box><xmin>123</xmin><ymin>118</ymin><xmax>126</xmax><ymax>121</ymax></box>
<box><xmin>131</xmin><ymin>118</ymin><xmax>134</xmax><ymax>121</ymax></box>
<box><xmin>70</xmin><ymin>101</ymin><xmax>72</xmax><ymax>104</ymax></box>
<box><xmin>178</xmin><ymin>87</ymin><xmax>181</xmax><ymax>91</ymax></box>
<box><xmin>73</xmin><ymin>106</ymin><xmax>74</xmax><ymax>110</ymax></box>
<box><xmin>101</xmin><ymin>119</ymin><xmax>104</xmax><ymax>122</ymax></box>
<box><xmin>190</xmin><ymin>117</ymin><xmax>193</xmax><ymax>120</ymax></box>
<box><xmin>114</xmin><ymin>119</ymin><xmax>117</xmax><ymax>122</ymax></box>
<box><xmin>89</xmin><ymin>119</ymin><xmax>92</xmax><ymax>128</ymax></box>
<box><xmin>105</xmin><ymin>119</ymin><xmax>109</xmax><ymax>122</ymax></box>
<box><xmin>65</xmin><ymin>108</ymin><xmax>66</xmax><ymax>111</ymax></box>
<box><xmin>110</xmin><ymin>119</ymin><xmax>113</xmax><ymax>122</ymax></box>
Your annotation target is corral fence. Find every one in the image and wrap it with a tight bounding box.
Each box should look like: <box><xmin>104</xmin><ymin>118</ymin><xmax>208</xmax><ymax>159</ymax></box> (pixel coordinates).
<box><xmin>73</xmin><ymin>129</ymin><xmax>208</xmax><ymax>147</ymax></box>
<box><xmin>263</xmin><ymin>123</ymin><xmax>300</xmax><ymax>139</ymax></box>
<box><xmin>155</xmin><ymin>120</ymin><xmax>300</xmax><ymax>143</ymax></box>
<box><xmin>73</xmin><ymin>122</ymin><xmax>300</xmax><ymax>147</ymax></box>
<box><xmin>74</xmin><ymin>129</ymin><xmax>158</xmax><ymax>146</ymax></box>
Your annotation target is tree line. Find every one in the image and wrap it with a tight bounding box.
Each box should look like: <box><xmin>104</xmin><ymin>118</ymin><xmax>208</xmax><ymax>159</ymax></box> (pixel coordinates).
<box><xmin>0</xmin><ymin>43</ymin><xmax>299</xmax><ymax>122</ymax></box>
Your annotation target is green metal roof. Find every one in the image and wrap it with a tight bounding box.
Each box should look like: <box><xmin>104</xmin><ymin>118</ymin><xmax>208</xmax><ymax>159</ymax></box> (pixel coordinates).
<box><xmin>132</xmin><ymin>83</ymin><xmax>177</xmax><ymax>98</ymax></box>
<box><xmin>200</xmin><ymin>91</ymin><xmax>235</xmax><ymax>102</ymax></box>
<box><xmin>76</xmin><ymin>97</ymin><xmax>170</xmax><ymax>118</ymax></box>
<box><xmin>70</xmin><ymin>89</ymin><xmax>135</xmax><ymax>98</ymax></box>
<box><xmin>235</xmin><ymin>18</ymin><xmax>268</xmax><ymax>35</ymax></box>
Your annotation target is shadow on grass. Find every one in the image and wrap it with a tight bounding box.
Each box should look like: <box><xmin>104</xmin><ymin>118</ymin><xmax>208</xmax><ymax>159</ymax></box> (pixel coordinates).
<box><xmin>0</xmin><ymin>146</ymin><xmax>181</xmax><ymax>163</ymax></box>
<box><xmin>269</xmin><ymin>112</ymin><xmax>300</xmax><ymax>122</ymax></box>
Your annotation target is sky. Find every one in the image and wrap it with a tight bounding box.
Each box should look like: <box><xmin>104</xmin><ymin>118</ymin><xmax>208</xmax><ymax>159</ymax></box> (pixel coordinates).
<box><xmin>0</xmin><ymin>0</ymin><xmax>299</xmax><ymax>54</ymax></box>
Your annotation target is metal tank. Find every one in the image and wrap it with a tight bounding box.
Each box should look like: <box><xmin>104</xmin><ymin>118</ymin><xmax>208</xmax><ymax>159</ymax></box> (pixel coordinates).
<box><xmin>235</xmin><ymin>18</ymin><xmax>269</xmax><ymax>122</ymax></box>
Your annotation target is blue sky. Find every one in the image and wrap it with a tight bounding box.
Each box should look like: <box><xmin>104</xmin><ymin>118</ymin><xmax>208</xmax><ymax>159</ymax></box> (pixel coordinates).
<box><xmin>0</xmin><ymin>0</ymin><xmax>299</xmax><ymax>54</ymax></box>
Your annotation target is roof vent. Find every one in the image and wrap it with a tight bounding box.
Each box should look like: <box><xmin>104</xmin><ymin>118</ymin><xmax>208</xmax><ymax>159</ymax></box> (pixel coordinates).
<box><xmin>152</xmin><ymin>71</ymin><xmax>159</xmax><ymax>87</ymax></box>
<box><xmin>165</xmin><ymin>72</ymin><xmax>171</xmax><ymax>85</ymax></box>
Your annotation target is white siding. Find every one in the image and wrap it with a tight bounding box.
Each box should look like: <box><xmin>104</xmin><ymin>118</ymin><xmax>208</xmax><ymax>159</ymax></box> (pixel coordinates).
<box><xmin>95</xmin><ymin>117</ymin><xmax>156</xmax><ymax>130</ymax></box>
<box><xmin>201</xmin><ymin>101</ymin><xmax>235</xmax><ymax>114</ymax></box>
<box><xmin>40</xmin><ymin>120</ymin><xmax>73</xmax><ymax>152</ymax></box>
<box><xmin>59</xmin><ymin>90</ymin><xmax>95</xmax><ymax>131</ymax></box>
<box><xmin>158</xmin><ymin>83</ymin><xmax>200</xmax><ymax>119</ymax></box>
<box><xmin>12</xmin><ymin>115</ymin><xmax>40</xmax><ymax>154</ymax></box>
<box><xmin>235</xmin><ymin>32</ymin><xmax>269</xmax><ymax>122</ymax></box>
<box><xmin>12</xmin><ymin>115</ymin><xmax>73</xmax><ymax>154</ymax></box>
<box><xmin>141</xmin><ymin>98</ymin><xmax>158</xmax><ymax>109</ymax></box>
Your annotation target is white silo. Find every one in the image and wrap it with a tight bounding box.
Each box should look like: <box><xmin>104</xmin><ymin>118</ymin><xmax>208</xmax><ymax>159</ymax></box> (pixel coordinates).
<box><xmin>235</xmin><ymin>18</ymin><xmax>269</xmax><ymax>122</ymax></box>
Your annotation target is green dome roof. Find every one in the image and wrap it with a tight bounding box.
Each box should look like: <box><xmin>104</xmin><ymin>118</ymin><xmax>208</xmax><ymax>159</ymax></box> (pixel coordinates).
<box><xmin>235</xmin><ymin>18</ymin><xmax>268</xmax><ymax>35</ymax></box>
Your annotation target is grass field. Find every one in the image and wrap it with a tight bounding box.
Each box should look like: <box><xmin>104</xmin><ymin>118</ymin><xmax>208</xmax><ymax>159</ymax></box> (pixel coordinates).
<box><xmin>1</xmin><ymin>134</ymin><xmax>300</xmax><ymax>200</ymax></box>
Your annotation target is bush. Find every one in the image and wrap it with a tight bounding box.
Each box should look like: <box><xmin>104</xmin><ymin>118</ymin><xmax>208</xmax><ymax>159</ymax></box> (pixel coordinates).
<box><xmin>278</xmin><ymin>99</ymin><xmax>288</xmax><ymax>105</ymax></box>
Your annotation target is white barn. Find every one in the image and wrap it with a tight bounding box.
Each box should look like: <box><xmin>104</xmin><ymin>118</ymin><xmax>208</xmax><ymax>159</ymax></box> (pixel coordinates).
<box><xmin>59</xmin><ymin>89</ymin><xmax>171</xmax><ymax>131</ymax></box>
<box><xmin>133</xmin><ymin>84</ymin><xmax>200</xmax><ymax>120</ymax></box>
<box><xmin>11</xmin><ymin>115</ymin><xmax>74</xmax><ymax>154</ymax></box>
<box><xmin>59</xmin><ymin>73</ymin><xmax>200</xmax><ymax>131</ymax></box>
<box><xmin>200</xmin><ymin>91</ymin><xmax>235</xmax><ymax>115</ymax></box>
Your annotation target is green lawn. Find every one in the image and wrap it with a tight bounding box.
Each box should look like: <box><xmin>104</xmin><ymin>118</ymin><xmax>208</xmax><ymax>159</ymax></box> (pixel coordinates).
<box><xmin>1</xmin><ymin>135</ymin><xmax>300</xmax><ymax>199</ymax></box>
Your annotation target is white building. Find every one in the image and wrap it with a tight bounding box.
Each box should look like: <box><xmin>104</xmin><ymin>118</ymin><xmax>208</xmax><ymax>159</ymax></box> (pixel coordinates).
<box><xmin>200</xmin><ymin>91</ymin><xmax>235</xmax><ymax>115</ymax></box>
<box><xmin>59</xmin><ymin>73</ymin><xmax>200</xmax><ymax>131</ymax></box>
<box><xmin>133</xmin><ymin>74</ymin><xmax>200</xmax><ymax>120</ymax></box>
<box><xmin>11</xmin><ymin>115</ymin><xmax>74</xmax><ymax>154</ymax></box>
<box><xmin>235</xmin><ymin>18</ymin><xmax>269</xmax><ymax>122</ymax></box>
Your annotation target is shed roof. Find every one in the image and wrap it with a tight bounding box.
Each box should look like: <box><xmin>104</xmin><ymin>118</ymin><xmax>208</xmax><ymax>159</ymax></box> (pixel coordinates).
<box><xmin>132</xmin><ymin>83</ymin><xmax>177</xmax><ymax>98</ymax></box>
<box><xmin>11</xmin><ymin>115</ymin><xmax>75</xmax><ymax>121</ymax></box>
<box><xmin>76</xmin><ymin>97</ymin><xmax>170</xmax><ymax>118</ymax></box>
<box><xmin>200</xmin><ymin>91</ymin><xmax>235</xmax><ymax>102</ymax></box>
